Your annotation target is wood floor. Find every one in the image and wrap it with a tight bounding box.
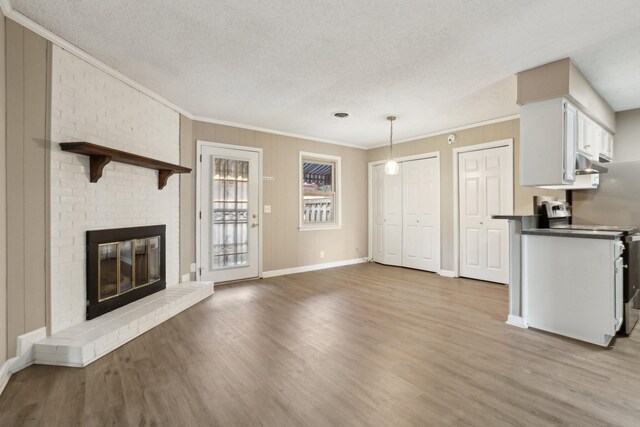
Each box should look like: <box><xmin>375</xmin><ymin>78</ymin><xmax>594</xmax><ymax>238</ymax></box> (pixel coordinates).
<box><xmin>2</xmin><ymin>263</ymin><xmax>640</xmax><ymax>426</ymax></box>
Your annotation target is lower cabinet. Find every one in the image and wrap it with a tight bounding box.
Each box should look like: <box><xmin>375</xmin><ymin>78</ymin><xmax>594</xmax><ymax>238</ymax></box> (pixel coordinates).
<box><xmin>371</xmin><ymin>157</ymin><xmax>441</xmax><ymax>273</ymax></box>
<box><xmin>523</xmin><ymin>235</ymin><xmax>623</xmax><ymax>346</ymax></box>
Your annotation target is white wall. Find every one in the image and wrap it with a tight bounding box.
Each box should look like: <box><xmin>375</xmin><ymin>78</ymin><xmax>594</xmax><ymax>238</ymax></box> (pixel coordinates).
<box><xmin>612</xmin><ymin>109</ymin><xmax>640</xmax><ymax>162</ymax></box>
<box><xmin>49</xmin><ymin>46</ymin><xmax>180</xmax><ymax>333</ymax></box>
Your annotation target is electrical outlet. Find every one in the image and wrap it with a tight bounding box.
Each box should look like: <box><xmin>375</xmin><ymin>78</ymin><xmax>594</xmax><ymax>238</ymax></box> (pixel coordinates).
<box><xmin>320</xmin><ymin>251</ymin><xmax>325</xmax><ymax>259</ymax></box>
<box><xmin>264</xmin><ymin>205</ymin><xmax>271</xmax><ymax>214</ymax></box>
<box><xmin>263</xmin><ymin>176</ymin><xmax>275</xmax><ymax>182</ymax></box>
<box><xmin>190</xmin><ymin>263</ymin><xmax>196</xmax><ymax>273</ymax></box>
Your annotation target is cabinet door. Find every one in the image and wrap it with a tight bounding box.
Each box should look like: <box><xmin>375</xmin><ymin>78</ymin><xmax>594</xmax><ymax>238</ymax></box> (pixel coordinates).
<box><xmin>577</xmin><ymin>112</ymin><xmax>598</xmax><ymax>160</ymax></box>
<box><xmin>563</xmin><ymin>102</ymin><xmax>577</xmax><ymax>183</ymax></box>
<box><xmin>615</xmin><ymin>257</ymin><xmax>624</xmax><ymax>331</ymax></box>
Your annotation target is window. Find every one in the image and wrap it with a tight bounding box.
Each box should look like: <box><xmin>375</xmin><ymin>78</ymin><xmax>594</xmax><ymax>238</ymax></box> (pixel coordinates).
<box><xmin>299</xmin><ymin>152</ymin><xmax>341</xmax><ymax>230</ymax></box>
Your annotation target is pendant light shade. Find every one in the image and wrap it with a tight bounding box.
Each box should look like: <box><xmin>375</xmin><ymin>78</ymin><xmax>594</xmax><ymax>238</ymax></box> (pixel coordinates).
<box><xmin>385</xmin><ymin>115</ymin><xmax>399</xmax><ymax>175</ymax></box>
<box><xmin>384</xmin><ymin>159</ymin><xmax>399</xmax><ymax>175</ymax></box>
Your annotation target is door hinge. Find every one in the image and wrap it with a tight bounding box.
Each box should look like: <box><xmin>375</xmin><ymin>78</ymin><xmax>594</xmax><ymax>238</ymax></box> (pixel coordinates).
<box><xmin>199</xmin><ymin>211</ymin><xmax>202</xmax><ymax>219</ymax></box>
<box><xmin>199</xmin><ymin>154</ymin><xmax>203</xmax><ymax>162</ymax></box>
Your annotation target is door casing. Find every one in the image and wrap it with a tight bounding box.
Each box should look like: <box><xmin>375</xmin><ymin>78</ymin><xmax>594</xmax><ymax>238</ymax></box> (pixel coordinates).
<box><xmin>453</xmin><ymin>139</ymin><xmax>514</xmax><ymax>279</ymax></box>
<box><xmin>196</xmin><ymin>140</ymin><xmax>263</xmax><ymax>281</ymax></box>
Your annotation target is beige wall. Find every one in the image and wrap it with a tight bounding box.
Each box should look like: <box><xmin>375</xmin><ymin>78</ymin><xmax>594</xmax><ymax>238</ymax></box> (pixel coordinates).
<box><xmin>610</xmin><ymin>109</ymin><xmax>640</xmax><ymax>162</ymax></box>
<box><xmin>0</xmin><ymin>14</ymin><xmax>7</xmax><ymax>365</ymax></box>
<box><xmin>179</xmin><ymin>118</ymin><xmax>368</xmax><ymax>276</ymax></box>
<box><xmin>5</xmin><ymin>20</ymin><xmax>48</xmax><ymax>357</ymax></box>
<box><xmin>367</xmin><ymin>119</ymin><xmax>564</xmax><ymax>272</ymax></box>
<box><xmin>517</xmin><ymin>58</ymin><xmax>616</xmax><ymax>132</ymax></box>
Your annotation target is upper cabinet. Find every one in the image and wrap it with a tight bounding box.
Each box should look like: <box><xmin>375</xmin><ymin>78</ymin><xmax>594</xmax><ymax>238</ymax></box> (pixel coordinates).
<box><xmin>520</xmin><ymin>97</ymin><xmax>614</xmax><ymax>187</ymax></box>
<box><xmin>520</xmin><ymin>98</ymin><xmax>576</xmax><ymax>186</ymax></box>
<box><xmin>577</xmin><ymin>112</ymin><xmax>613</xmax><ymax>162</ymax></box>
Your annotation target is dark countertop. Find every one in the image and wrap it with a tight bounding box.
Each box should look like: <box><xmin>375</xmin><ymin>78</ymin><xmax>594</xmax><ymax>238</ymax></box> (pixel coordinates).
<box><xmin>492</xmin><ymin>215</ymin><xmax>539</xmax><ymax>220</ymax></box>
<box><xmin>522</xmin><ymin>228</ymin><xmax>623</xmax><ymax>240</ymax></box>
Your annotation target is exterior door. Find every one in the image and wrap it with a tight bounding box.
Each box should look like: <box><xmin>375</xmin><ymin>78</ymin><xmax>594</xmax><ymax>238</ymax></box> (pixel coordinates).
<box><xmin>372</xmin><ymin>164</ymin><xmax>402</xmax><ymax>266</ymax></box>
<box><xmin>199</xmin><ymin>145</ymin><xmax>260</xmax><ymax>283</ymax></box>
<box><xmin>402</xmin><ymin>158</ymin><xmax>440</xmax><ymax>272</ymax></box>
<box><xmin>459</xmin><ymin>146</ymin><xmax>512</xmax><ymax>284</ymax></box>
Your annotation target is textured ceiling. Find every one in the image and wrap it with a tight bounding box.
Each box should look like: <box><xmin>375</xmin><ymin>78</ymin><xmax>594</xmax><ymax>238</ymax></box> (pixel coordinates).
<box><xmin>10</xmin><ymin>0</ymin><xmax>640</xmax><ymax>147</ymax></box>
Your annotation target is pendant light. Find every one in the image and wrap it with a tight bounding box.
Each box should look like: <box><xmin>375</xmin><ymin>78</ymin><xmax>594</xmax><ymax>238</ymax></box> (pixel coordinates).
<box><xmin>384</xmin><ymin>115</ymin><xmax>399</xmax><ymax>175</ymax></box>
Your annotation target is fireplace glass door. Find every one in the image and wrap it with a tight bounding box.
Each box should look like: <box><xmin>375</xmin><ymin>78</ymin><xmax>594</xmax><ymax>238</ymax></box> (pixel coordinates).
<box><xmin>200</xmin><ymin>145</ymin><xmax>260</xmax><ymax>283</ymax></box>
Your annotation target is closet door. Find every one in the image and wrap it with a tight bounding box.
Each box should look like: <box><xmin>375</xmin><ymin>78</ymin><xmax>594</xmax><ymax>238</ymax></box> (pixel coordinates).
<box><xmin>402</xmin><ymin>158</ymin><xmax>440</xmax><ymax>272</ymax></box>
<box><xmin>372</xmin><ymin>164</ymin><xmax>402</xmax><ymax>266</ymax></box>
<box><xmin>459</xmin><ymin>146</ymin><xmax>511</xmax><ymax>284</ymax></box>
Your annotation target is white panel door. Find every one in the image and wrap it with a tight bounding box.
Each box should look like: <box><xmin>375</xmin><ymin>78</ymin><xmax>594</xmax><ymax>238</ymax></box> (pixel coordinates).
<box><xmin>372</xmin><ymin>164</ymin><xmax>403</xmax><ymax>266</ymax></box>
<box><xmin>200</xmin><ymin>145</ymin><xmax>260</xmax><ymax>283</ymax></box>
<box><xmin>383</xmin><ymin>164</ymin><xmax>403</xmax><ymax>266</ymax></box>
<box><xmin>372</xmin><ymin>164</ymin><xmax>386</xmax><ymax>263</ymax></box>
<box><xmin>459</xmin><ymin>146</ymin><xmax>512</xmax><ymax>284</ymax></box>
<box><xmin>402</xmin><ymin>158</ymin><xmax>440</xmax><ymax>272</ymax></box>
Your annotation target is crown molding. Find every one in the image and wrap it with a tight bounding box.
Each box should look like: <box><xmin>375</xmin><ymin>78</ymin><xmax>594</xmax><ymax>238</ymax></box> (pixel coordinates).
<box><xmin>368</xmin><ymin>114</ymin><xmax>521</xmax><ymax>149</ymax></box>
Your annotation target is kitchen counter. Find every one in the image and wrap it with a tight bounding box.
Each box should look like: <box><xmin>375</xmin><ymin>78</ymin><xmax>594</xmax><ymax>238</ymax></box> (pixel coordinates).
<box><xmin>522</xmin><ymin>228</ymin><xmax>623</xmax><ymax>240</ymax></box>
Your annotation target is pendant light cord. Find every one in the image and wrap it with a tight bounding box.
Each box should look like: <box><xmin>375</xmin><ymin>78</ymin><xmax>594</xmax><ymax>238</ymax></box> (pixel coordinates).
<box><xmin>389</xmin><ymin>118</ymin><xmax>394</xmax><ymax>159</ymax></box>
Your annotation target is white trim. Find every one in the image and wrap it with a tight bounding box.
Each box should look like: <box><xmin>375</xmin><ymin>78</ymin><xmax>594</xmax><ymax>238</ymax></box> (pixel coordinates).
<box><xmin>369</xmin><ymin>114</ymin><xmax>521</xmax><ymax>149</ymax></box>
<box><xmin>195</xmin><ymin>141</ymin><xmax>264</xmax><ymax>281</ymax></box>
<box><xmin>262</xmin><ymin>258</ymin><xmax>365</xmax><ymax>278</ymax></box>
<box><xmin>299</xmin><ymin>151</ymin><xmax>342</xmax><ymax>230</ymax></box>
<box><xmin>452</xmin><ymin>138</ymin><xmax>514</xmax><ymax>278</ymax></box>
<box><xmin>438</xmin><ymin>270</ymin><xmax>456</xmax><ymax>278</ymax></box>
<box><xmin>0</xmin><ymin>327</ymin><xmax>47</xmax><ymax>396</ymax></box>
<box><xmin>506</xmin><ymin>315</ymin><xmax>528</xmax><ymax>329</ymax></box>
<box><xmin>367</xmin><ymin>151</ymin><xmax>440</xmax><ymax>260</ymax></box>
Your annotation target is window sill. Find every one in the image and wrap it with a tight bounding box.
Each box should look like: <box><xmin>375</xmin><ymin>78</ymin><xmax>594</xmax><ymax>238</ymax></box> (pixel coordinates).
<box><xmin>298</xmin><ymin>225</ymin><xmax>342</xmax><ymax>232</ymax></box>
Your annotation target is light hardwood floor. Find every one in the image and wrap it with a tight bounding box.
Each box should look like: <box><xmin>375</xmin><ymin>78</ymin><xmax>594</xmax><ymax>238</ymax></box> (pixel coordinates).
<box><xmin>2</xmin><ymin>263</ymin><xmax>640</xmax><ymax>426</ymax></box>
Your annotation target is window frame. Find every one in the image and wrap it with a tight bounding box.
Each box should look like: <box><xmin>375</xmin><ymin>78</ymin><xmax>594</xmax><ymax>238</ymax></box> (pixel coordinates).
<box><xmin>298</xmin><ymin>151</ymin><xmax>342</xmax><ymax>231</ymax></box>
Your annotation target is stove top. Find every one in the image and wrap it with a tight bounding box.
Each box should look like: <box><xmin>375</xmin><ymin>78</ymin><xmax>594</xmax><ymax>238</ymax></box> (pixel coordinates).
<box><xmin>551</xmin><ymin>224</ymin><xmax>639</xmax><ymax>234</ymax></box>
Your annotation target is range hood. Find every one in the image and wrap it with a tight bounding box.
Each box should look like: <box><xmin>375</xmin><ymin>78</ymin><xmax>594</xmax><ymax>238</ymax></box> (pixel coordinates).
<box><xmin>575</xmin><ymin>153</ymin><xmax>608</xmax><ymax>175</ymax></box>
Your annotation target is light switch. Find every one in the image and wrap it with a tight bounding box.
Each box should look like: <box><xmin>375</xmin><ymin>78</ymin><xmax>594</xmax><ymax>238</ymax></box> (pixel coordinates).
<box><xmin>264</xmin><ymin>205</ymin><xmax>272</xmax><ymax>214</ymax></box>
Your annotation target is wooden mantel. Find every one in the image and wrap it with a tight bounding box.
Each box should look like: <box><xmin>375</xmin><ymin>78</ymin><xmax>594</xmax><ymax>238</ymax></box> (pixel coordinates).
<box><xmin>59</xmin><ymin>142</ymin><xmax>192</xmax><ymax>189</ymax></box>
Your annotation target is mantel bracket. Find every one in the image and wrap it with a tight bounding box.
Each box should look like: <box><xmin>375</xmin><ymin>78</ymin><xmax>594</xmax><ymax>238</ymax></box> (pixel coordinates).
<box><xmin>158</xmin><ymin>169</ymin><xmax>175</xmax><ymax>190</ymax></box>
<box><xmin>90</xmin><ymin>155</ymin><xmax>112</xmax><ymax>183</ymax></box>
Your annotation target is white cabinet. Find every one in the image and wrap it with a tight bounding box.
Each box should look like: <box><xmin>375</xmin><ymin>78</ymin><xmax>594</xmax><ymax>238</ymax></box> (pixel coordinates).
<box><xmin>577</xmin><ymin>112</ymin><xmax>600</xmax><ymax>161</ymax></box>
<box><xmin>521</xmin><ymin>97</ymin><xmax>614</xmax><ymax>186</ymax></box>
<box><xmin>520</xmin><ymin>98</ymin><xmax>576</xmax><ymax>186</ymax></box>
<box><xmin>598</xmin><ymin>128</ymin><xmax>614</xmax><ymax>162</ymax></box>
<box><xmin>523</xmin><ymin>235</ymin><xmax>623</xmax><ymax>346</ymax></box>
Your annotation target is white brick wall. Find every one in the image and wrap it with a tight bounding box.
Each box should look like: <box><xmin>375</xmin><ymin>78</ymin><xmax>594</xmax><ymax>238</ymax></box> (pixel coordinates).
<box><xmin>50</xmin><ymin>46</ymin><xmax>180</xmax><ymax>334</ymax></box>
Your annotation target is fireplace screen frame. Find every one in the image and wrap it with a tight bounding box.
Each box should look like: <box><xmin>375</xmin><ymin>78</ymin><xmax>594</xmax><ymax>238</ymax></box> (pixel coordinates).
<box><xmin>87</xmin><ymin>225</ymin><xmax>166</xmax><ymax>320</ymax></box>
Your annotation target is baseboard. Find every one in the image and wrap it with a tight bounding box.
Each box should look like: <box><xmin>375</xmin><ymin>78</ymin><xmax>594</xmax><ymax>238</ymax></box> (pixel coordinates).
<box><xmin>262</xmin><ymin>258</ymin><xmax>366</xmax><ymax>278</ymax></box>
<box><xmin>0</xmin><ymin>327</ymin><xmax>47</xmax><ymax>396</ymax></box>
<box><xmin>438</xmin><ymin>270</ymin><xmax>456</xmax><ymax>278</ymax></box>
<box><xmin>506</xmin><ymin>315</ymin><xmax>528</xmax><ymax>329</ymax></box>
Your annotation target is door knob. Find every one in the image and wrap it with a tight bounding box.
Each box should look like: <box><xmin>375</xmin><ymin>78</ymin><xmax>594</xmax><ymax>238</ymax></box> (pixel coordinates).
<box><xmin>251</xmin><ymin>222</ymin><xmax>259</xmax><ymax>228</ymax></box>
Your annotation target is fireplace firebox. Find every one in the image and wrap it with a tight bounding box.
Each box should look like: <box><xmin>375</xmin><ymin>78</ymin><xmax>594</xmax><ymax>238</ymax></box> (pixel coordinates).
<box><xmin>86</xmin><ymin>225</ymin><xmax>166</xmax><ymax>320</ymax></box>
